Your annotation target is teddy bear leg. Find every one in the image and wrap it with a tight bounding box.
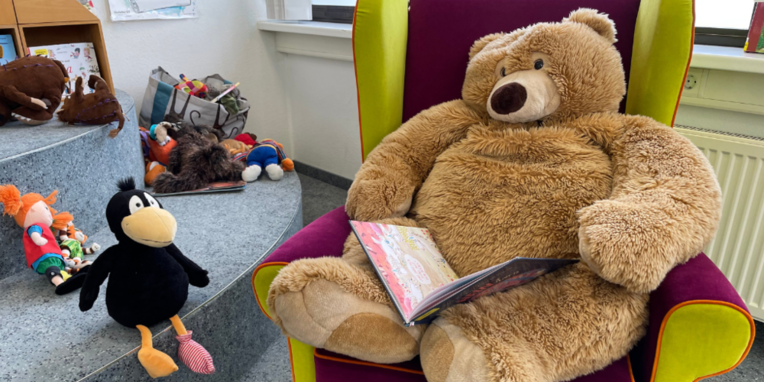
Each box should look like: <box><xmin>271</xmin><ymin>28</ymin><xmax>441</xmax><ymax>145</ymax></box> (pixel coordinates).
<box><xmin>269</xmin><ymin>217</ymin><xmax>426</xmax><ymax>363</ymax></box>
<box><xmin>242</xmin><ymin>164</ymin><xmax>262</xmax><ymax>182</ymax></box>
<box><xmin>420</xmin><ymin>263</ymin><xmax>649</xmax><ymax>382</ymax></box>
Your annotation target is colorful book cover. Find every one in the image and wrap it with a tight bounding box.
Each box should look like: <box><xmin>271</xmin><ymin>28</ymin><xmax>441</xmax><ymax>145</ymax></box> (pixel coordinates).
<box><xmin>350</xmin><ymin>221</ymin><xmax>578</xmax><ymax>326</ymax></box>
<box><xmin>0</xmin><ymin>35</ymin><xmax>18</xmax><ymax>65</ymax></box>
<box><xmin>27</xmin><ymin>43</ymin><xmax>101</xmax><ymax>94</ymax></box>
<box><xmin>745</xmin><ymin>2</ymin><xmax>764</xmax><ymax>53</ymax></box>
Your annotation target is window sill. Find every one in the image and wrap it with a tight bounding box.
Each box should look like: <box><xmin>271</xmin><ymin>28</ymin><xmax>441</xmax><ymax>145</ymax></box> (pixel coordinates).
<box><xmin>690</xmin><ymin>44</ymin><xmax>764</xmax><ymax>74</ymax></box>
<box><xmin>258</xmin><ymin>20</ymin><xmax>353</xmax><ymax>61</ymax></box>
<box><xmin>258</xmin><ymin>20</ymin><xmax>352</xmax><ymax>39</ymax></box>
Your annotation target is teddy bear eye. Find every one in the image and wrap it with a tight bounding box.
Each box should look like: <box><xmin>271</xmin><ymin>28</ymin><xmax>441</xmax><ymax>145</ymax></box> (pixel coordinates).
<box><xmin>534</xmin><ymin>59</ymin><xmax>544</xmax><ymax>70</ymax></box>
<box><xmin>500</xmin><ymin>67</ymin><xmax>506</xmax><ymax>77</ymax></box>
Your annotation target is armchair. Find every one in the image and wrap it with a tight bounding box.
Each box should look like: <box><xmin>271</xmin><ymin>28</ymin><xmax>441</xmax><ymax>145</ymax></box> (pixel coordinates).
<box><xmin>254</xmin><ymin>0</ymin><xmax>755</xmax><ymax>381</ymax></box>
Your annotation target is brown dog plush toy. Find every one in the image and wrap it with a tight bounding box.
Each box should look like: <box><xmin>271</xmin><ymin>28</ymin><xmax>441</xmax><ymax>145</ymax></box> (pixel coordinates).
<box><xmin>0</xmin><ymin>56</ymin><xmax>69</xmax><ymax>126</ymax></box>
<box><xmin>57</xmin><ymin>75</ymin><xmax>125</xmax><ymax>138</ymax></box>
<box><xmin>267</xmin><ymin>9</ymin><xmax>722</xmax><ymax>382</ymax></box>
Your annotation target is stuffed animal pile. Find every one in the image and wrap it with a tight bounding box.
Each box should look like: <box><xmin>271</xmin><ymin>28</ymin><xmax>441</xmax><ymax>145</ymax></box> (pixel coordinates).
<box><xmin>143</xmin><ymin>117</ymin><xmax>295</xmax><ymax>191</ymax></box>
<box><xmin>0</xmin><ymin>186</ymin><xmax>92</xmax><ymax>295</ymax></box>
<box><xmin>266</xmin><ymin>9</ymin><xmax>722</xmax><ymax>382</ymax></box>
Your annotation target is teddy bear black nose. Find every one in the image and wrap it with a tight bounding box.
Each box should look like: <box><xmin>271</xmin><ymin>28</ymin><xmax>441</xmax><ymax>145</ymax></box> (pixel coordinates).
<box><xmin>490</xmin><ymin>83</ymin><xmax>527</xmax><ymax>115</ymax></box>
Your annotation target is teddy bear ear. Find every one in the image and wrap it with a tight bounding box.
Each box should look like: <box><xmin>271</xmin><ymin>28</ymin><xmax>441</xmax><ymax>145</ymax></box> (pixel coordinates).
<box><xmin>564</xmin><ymin>8</ymin><xmax>617</xmax><ymax>44</ymax></box>
<box><xmin>468</xmin><ymin>33</ymin><xmax>506</xmax><ymax>61</ymax></box>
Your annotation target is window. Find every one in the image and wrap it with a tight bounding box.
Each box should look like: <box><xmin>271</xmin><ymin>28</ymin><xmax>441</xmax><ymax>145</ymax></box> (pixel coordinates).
<box><xmin>695</xmin><ymin>0</ymin><xmax>756</xmax><ymax>47</ymax></box>
<box><xmin>312</xmin><ymin>0</ymin><xmax>355</xmax><ymax>24</ymax></box>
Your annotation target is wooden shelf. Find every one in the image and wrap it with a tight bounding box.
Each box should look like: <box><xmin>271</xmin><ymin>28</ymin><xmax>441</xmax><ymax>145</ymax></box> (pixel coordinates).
<box><xmin>0</xmin><ymin>0</ymin><xmax>17</xmax><ymax>25</ymax></box>
<box><xmin>13</xmin><ymin>0</ymin><xmax>97</xmax><ymax>24</ymax></box>
<box><xmin>4</xmin><ymin>0</ymin><xmax>113</xmax><ymax>91</ymax></box>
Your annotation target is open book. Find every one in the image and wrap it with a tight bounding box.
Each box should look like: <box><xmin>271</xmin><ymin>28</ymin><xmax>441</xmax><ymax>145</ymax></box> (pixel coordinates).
<box><xmin>350</xmin><ymin>221</ymin><xmax>578</xmax><ymax>326</ymax></box>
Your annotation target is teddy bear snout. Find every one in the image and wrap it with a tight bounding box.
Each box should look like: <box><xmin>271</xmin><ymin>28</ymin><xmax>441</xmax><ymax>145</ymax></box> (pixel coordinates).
<box><xmin>487</xmin><ymin>69</ymin><xmax>561</xmax><ymax>123</ymax></box>
<box><xmin>490</xmin><ymin>83</ymin><xmax>527</xmax><ymax>115</ymax></box>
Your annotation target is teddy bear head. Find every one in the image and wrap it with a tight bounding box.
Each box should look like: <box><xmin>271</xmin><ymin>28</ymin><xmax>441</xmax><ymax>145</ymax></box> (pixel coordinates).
<box><xmin>462</xmin><ymin>9</ymin><xmax>626</xmax><ymax>124</ymax></box>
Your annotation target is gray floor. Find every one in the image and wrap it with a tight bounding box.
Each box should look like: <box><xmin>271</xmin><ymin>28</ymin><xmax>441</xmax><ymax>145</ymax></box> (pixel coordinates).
<box><xmin>243</xmin><ymin>173</ymin><xmax>764</xmax><ymax>382</ymax></box>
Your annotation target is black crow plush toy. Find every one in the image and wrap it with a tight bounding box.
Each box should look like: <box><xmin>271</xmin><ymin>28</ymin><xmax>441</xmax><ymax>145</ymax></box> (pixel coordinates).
<box><xmin>79</xmin><ymin>178</ymin><xmax>214</xmax><ymax>378</ymax></box>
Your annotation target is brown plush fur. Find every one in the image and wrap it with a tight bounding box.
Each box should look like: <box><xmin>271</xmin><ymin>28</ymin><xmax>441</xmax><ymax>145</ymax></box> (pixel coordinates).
<box><xmin>152</xmin><ymin>128</ymin><xmax>244</xmax><ymax>193</ymax></box>
<box><xmin>0</xmin><ymin>56</ymin><xmax>68</xmax><ymax>126</ymax></box>
<box><xmin>57</xmin><ymin>75</ymin><xmax>125</xmax><ymax>138</ymax></box>
<box><xmin>268</xmin><ymin>9</ymin><xmax>721</xmax><ymax>382</ymax></box>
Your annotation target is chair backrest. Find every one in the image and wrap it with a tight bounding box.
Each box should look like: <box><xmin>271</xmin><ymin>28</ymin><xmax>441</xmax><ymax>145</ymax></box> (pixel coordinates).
<box><xmin>353</xmin><ymin>0</ymin><xmax>694</xmax><ymax>160</ymax></box>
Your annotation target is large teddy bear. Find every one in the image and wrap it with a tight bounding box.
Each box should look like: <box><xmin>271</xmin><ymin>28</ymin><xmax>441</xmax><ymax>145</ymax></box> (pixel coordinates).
<box><xmin>268</xmin><ymin>9</ymin><xmax>721</xmax><ymax>382</ymax></box>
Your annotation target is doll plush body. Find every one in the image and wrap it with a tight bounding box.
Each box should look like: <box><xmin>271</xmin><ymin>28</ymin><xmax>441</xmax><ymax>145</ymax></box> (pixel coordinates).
<box><xmin>79</xmin><ymin>178</ymin><xmax>214</xmax><ymax>378</ymax></box>
<box><xmin>0</xmin><ymin>56</ymin><xmax>69</xmax><ymax>126</ymax></box>
<box><xmin>57</xmin><ymin>75</ymin><xmax>125</xmax><ymax>138</ymax></box>
<box><xmin>267</xmin><ymin>10</ymin><xmax>722</xmax><ymax>382</ymax></box>
<box><xmin>0</xmin><ymin>186</ymin><xmax>90</xmax><ymax>295</ymax></box>
<box><xmin>241</xmin><ymin>139</ymin><xmax>294</xmax><ymax>182</ymax></box>
<box><xmin>57</xmin><ymin>220</ymin><xmax>101</xmax><ymax>272</ymax></box>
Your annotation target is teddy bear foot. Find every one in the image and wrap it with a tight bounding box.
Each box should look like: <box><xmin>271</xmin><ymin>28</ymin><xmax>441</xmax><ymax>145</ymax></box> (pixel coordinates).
<box><xmin>420</xmin><ymin>318</ymin><xmax>490</xmax><ymax>382</ymax></box>
<box><xmin>273</xmin><ymin>279</ymin><xmax>422</xmax><ymax>363</ymax></box>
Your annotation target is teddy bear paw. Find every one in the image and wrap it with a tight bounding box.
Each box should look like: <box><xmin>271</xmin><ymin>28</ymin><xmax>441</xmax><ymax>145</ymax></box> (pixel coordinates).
<box><xmin>420</xmin><ymin>318</ymin><xmax>490</xmax><ymax>382</ymax></box>
<box><xmin>242</xmin><ymin>165</ymin><xmax>262</xmax><ymax>182</ymax></box>
<box><xmin>265</xmin><ymin>164</ymin><xmax>284</xmax><ymax>181</ymax></box>
<box><xmin>273</xmin><ymin>279</ymin><xmax>422</xmax><ymax>363</ymax></box>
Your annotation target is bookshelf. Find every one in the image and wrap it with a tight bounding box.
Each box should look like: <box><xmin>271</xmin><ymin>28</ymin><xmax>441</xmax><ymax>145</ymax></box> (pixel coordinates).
<box><xmin>1</xmin><ymin>0</ymin><xmax>113</xmax><ymax>91</ymax></box>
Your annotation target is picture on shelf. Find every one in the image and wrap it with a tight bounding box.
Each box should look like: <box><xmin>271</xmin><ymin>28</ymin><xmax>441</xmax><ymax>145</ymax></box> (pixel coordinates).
<box><xmin>28</xmin><ymin>43</ymin><xmax>101</xmax><ymax>95</ymax></box>
<box><xmin>0</xmin><ymin>35</ymin><xmax>18</xmax><ymax>65</ymax></box>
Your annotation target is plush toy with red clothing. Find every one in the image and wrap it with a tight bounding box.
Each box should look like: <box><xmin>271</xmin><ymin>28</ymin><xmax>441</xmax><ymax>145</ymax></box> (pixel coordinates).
<box><xmin>235</xmin><ymin>133</ymin><xmax>294</xmax><ymax>182</ymax></box>
<box><xmin>0</xmin><ymin>185</ymin><xmax>90</xmax><ymax>295</ymax></box>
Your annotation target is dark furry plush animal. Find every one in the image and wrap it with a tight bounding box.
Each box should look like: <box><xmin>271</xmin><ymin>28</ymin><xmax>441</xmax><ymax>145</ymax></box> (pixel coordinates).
<box><xmin>152</xmin><ymin>128</ymin><xmax>244</xmax><ymax>193</ymax></box>
<box><xmin>162</xmin><ymin>114</ymin><xmax>224</xmax><ymax>143</ymax></box>
<box><xmin>79</xmin><ymin>178</ymin><xmax>213</xmax><ymax>377</ymax></box>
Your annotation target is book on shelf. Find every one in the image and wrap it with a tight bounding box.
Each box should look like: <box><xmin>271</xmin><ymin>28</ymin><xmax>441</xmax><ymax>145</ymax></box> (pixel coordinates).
<box><xmin>745</xmin><ymin>1</ymin><xmax>764</xmax><ymax>53</ymax></box>
<box><xmin>0</xmin><ymin>35</ymin><xmax>18</xmax><ymax>65</ymax></box>
<box><xmin>27</xmin><ymin>43</ymin><xmax>101</xmax><ymax>94</ymax></box>
<box><xmin>350</xmin><ymin>221</ymin><xmax>578</xmax><ymax>326</ymax></box>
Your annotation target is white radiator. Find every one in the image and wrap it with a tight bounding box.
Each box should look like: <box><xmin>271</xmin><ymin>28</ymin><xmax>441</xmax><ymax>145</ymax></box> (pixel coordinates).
<box><xmin>677</xmin><ymin>127</ymin><xmax>764</xmax><ymax>321</ymax></box>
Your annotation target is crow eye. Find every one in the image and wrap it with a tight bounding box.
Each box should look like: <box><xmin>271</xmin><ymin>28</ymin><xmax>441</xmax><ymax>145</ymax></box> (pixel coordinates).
<box><xmin>500</xmin><ymin>67</ymin><xmax>506</xmax><ymax>77</ymax></box>
<box><xmin>534</xmin><ymin>59</ymin><xmax>544</xmax><ymax>70</ymax></box>
<box><xmin>128</xmin><ymin>195</ymin><xmax>144</xmax><ymax>215</ymax></box>
<box><xmin>144</xmin><ymin>193</ymin><xmax>159</xmax><ymax>208</ymax></box>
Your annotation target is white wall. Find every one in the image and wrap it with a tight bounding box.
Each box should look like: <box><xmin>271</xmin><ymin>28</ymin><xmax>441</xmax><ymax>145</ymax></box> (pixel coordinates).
<box><xmin>91</xmin><ymin>0</ymin><xmax>292</xmax><ymax>150</ymax></box>
<box><xmin>280</xmin><ymin>54</ymin><xmax>362</xmax><ymax>179</ymax></box>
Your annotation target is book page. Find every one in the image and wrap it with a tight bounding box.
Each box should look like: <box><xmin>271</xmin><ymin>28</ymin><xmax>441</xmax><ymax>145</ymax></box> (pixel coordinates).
<box><xmin>350</xmin><ymin>221</ymin><xmax>459</xmax><ymax>320</ymax></box>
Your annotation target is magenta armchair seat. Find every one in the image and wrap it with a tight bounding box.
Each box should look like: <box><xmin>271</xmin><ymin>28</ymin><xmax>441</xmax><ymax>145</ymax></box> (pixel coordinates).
<box><xmin>254</xmin><ymin>207</ymin><xmax>755</xmax><ymax>382</ymax></box>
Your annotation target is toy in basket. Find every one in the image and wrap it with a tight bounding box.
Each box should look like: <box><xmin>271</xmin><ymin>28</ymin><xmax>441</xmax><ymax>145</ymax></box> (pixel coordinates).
<box><xmin>175</xmin><ymin>74</ymin><xmax>207</xmax><ymax>98</ymax></box>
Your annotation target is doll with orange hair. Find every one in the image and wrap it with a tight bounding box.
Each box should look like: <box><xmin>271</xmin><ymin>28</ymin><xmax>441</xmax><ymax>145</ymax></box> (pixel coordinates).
<box><xmin>0</xmin><ymin>185</ymin><xmax>90</xmax><ymax>294</ymax></box>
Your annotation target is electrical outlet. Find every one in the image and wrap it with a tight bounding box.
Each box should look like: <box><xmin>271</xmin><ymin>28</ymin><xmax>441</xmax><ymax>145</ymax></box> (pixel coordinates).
<box><xmin>682</xmin><ymin>68</ymin><xmax>703</xmax><ymax>98</ymax></box>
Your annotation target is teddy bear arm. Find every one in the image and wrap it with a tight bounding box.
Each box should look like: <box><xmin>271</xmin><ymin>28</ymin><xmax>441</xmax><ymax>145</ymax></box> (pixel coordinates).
<box><xmin>578</xmin><ymin>116</ymin><xmax>721</xmax><ymax>293</ymax></box>
<box><xmin>347</xmin><ymin>100</ymin><xmax>485</xmax><ymax>221</ymax></box>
